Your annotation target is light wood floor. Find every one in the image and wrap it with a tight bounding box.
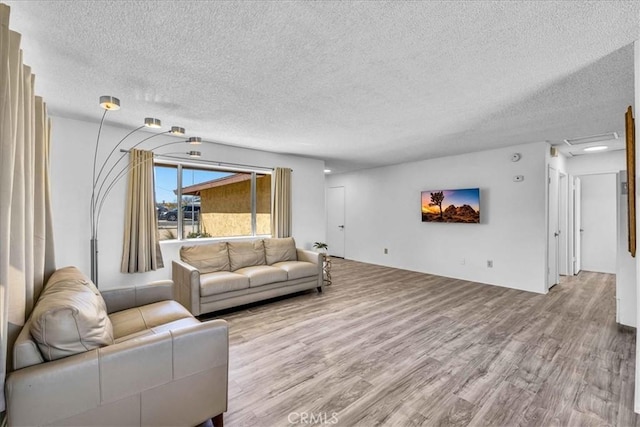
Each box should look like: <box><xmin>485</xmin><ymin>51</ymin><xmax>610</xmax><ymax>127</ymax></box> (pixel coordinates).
<box><xmin>209</xmin><ymin>258</ymin><xmax>638</xmax><ymax>426</ymax></box>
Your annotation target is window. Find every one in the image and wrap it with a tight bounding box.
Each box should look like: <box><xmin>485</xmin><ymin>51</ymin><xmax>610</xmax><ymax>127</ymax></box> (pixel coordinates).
<box><xmin>154</xmin><ymin>162</ymin><xmax>271</xmax><ymax>241</ymax></box>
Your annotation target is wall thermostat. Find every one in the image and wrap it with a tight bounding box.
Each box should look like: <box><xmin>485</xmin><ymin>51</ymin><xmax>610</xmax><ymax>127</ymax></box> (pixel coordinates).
<box><xmin>511</xmin><ymin>153</ymin><xmax>521</xmax><ymax>162</ymax></box>
<box><xmin>513</xmin><ymin>175</ymin><xmax>524</xmax><ymax>182</ymax></box>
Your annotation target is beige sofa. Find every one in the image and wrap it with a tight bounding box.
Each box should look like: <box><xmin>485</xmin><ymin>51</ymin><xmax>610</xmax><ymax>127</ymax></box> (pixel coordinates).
<box><xmin>172</xmin><ymin>237</ymin><xmax>322</xmax><ymax>316</ymax></box>
<box><xmin>6</xmin><ymin>266</ymin><xmax>228</xmax><ymax>427</ymax></box>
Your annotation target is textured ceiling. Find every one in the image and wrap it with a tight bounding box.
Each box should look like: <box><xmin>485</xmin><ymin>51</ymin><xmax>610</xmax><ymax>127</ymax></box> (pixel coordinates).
<box><xmin>4</xmin><ymin>1</ymin><xmax>639</xmax><ymax>173</ymax></box>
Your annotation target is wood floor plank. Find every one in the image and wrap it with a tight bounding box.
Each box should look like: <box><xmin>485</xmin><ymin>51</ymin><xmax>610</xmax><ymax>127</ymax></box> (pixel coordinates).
<box><xmin>204</xmin><ymin>258</ymin><xmax>639</xmax><ymax>426</ymax></box>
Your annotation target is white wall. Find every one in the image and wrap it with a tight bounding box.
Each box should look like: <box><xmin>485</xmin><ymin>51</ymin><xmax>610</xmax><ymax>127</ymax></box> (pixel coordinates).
<box><xmin>50</xmin><ymin>116</ymin><xmax>326</xmax><ymax>290</ymax></box>
<box><xmin>634</xmin><ymin>38</ymin><xmax>640</xmax><ymax>414</ymax></box>
<box><xmin>579</xmin><ymin>174</ymin><xmax>617</xmax><ymax>274</ymax></box>
<box><xmin>326</xmin><ymin>141</ymin><xmax>548</xmax><ymax>294</ymax></box>
<box><xmin>617</xmin><ymin>171</ymin><xmax>636</xmax><ymax>327</ymax></box>
<box><xmin>567</xmin><ymin>150</ymin><xmax>626</xmax><ymax>175</ymax></box>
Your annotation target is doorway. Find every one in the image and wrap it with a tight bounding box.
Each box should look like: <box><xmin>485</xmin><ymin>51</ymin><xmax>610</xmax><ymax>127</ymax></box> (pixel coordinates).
<box><xmin>579</xmin><ymin>173</ymin><xmax>617</xmax><ymax>274</ymax></box>
<box><xmin>548</xmin><ymin>167</ymin><xmax>569</xmax><ymax>290</ymax></box>
<box><xmin>327</xmin><ymin>186</ymin><xmax>345</xmax><ymax>258</ymax></box>
<box><xmin>572</xmin><ymin>176</ymin><xmax>582</xmax><ymax>275</ymax></box>
<box><xmin>548</xmin><ymin>166</ymin><xmax>560</xmax><ymax>289</ymax></box>
<box><xmin>558</xmin><ymin>172</ymin><xmax>569</xmax><ymax>275</ymax></box>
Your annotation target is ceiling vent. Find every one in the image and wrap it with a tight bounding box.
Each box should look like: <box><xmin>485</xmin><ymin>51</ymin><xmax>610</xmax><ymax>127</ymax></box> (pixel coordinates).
<box><xmin>563</xmin><ymin>132</ymin><xmax>618</xmax><ymax>146</ymax></box>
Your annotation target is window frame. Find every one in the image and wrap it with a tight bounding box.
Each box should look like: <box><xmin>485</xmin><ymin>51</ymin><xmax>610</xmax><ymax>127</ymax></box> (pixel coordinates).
<box><xmin>154</xmin><ymin>158</ymin><xmax>272</xmax><ymax>241</ymax></box>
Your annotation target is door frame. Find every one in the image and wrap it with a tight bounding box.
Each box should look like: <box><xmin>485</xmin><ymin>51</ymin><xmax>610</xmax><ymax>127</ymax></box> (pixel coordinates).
<box><xmin>575</xmin><ymin>176</ymin><xmax>582</xmax><ymax>274</ymax></box>
<box><xmin>547</xmin><ymin>165</ymin><xmax>560</xmax><ymax>291</ymax></box>
<box><xmin>558</xmin><ymin>172</ymin><xmax>569</xmax><ymax>276</ymax></box>
<box><xmin>327</xmin><ymin>186</ymin><xmax>346</xmax><ymax>258</ymax></box>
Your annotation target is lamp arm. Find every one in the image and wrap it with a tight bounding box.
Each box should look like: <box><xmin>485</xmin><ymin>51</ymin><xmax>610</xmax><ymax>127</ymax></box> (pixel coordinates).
<box><xmin>147</xmin><ymin>140</ymin><xmax>188</xmax><ymax>152</ymax></box>
<box><xmin>95</xmin><ymin>153</ymin><xmax>151</xmax><ymax>232</ymax></box>
<box><xmin>94</xmin><ymin>143</ymin><xmax>186</xmax><ymax>233</ymax></box>
<box><xmin>93</xmin><ymin>124</ymin><xmax>145</xmax><ymax>191</ymax></box>
<box><xmin>91</xmin><ymin>110</ymin><xmax>108</xmax><ymax>239</ymax></box>
<box><xmin>93</xmin><ymin>131</ymin><xmax>169</xmax><ymax>219</ymax></box>
<box><xmin>127</xmin><ymin>130</ymin><xmax>170</xmax><ymax>152</ymax></box>
<box><xmin>95</xmin><ymin>141</ymin><xmax>192</xmax><ymax>230</ymax></box>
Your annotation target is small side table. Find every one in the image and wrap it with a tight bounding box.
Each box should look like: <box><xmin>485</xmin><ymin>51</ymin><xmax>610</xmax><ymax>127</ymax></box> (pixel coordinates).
<box><xmin>322</xmin><ymin>253</ymin><xmax>332</xmax><ymax>285</ymax></box>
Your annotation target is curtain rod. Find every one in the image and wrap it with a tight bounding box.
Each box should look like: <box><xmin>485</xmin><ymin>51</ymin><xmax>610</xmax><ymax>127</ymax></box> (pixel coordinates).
<box><xmin>119</xmin><ymin>149</ymin><xmax>293</xmax><ymax>172</ymax></box>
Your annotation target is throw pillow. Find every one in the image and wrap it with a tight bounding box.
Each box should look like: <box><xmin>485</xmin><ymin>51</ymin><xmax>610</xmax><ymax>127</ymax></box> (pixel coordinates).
<box><xmin>30</xmin><ymin>266</ymin><xmax>114</xmax><ymax>361</ymax></box>
<box><xmin>263</xmin><ymin>237</ymin><xmax>298</xmax><ymax>265</ymax></box>
<box><xmin>228</xmin><ymin>240</ymin><xmax>267</xmax><ymax>271</ymax></box>
<box><xmin>180</xmin><ymin>242</ymin><xmax>230</xmax><ymax>273</ymax></box>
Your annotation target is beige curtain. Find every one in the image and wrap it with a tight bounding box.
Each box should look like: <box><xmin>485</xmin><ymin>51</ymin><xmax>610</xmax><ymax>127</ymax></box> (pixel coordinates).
<box><xmin>121</xmin><ymin>149</ymin><xmax>164</xmax><ymax>273</ymax></box>
<box><xmin>271</xmin><ymin>167</ymin><xmax>292</xmax><ymax>238</ymax></box>
<box><xmin>0</xmin><ymin>3</ymin><xmax>55</xmax><ymax>412</ymax></box>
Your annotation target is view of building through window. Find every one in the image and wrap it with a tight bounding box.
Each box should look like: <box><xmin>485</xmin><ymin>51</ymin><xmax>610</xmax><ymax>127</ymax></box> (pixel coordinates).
<box><xmin>154</xmin><ymin>163</ymin><xmax>271</xmax><ymax>241</ymax></box>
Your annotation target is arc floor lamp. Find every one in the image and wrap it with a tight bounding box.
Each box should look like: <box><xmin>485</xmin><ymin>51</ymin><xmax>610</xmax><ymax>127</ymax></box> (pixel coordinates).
<box><xmin>90</xmin><ymin>96</ymin><xmax>202</xmax><ymax>285</ymax></box>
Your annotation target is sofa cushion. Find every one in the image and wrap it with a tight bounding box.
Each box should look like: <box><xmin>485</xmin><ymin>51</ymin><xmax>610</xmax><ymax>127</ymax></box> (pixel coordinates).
<box><xmin>272</xmin><ymin>261</ymin><xmax>318</xmax><ymax>280</ymax></box>
<box><xmin>114</xmin><ymin>317</ymin><xmax>201</xmax><ymax>343</ymax></box>
<box><xmin>228</xmin><ymin>240</ymin><xmax>266</xmax><ymax>271</ymax></box>
<box><xmin>29</xmin><ymin>266</ymin><xmax>114</xmax><ymax>361</ymax></box>
<box><xmin>180</xmin><ymin>242</ymin><xmax>230</xmax><ymax>274</ymax></box>
<box><xmin>109</xmin><ymin>300</ymin><xmax>193</xmax><ymax>339</ymax></box>
<box><xmin>263</xmin><ymin>237</ymin><xmax>298</xmax><ymax>265</ymax></box>
<box><xmin>235</xmin><ymin>265</ymin><xmax>288</xmax><ymax>288</ymax></box>
<box><xmin>199</xmin><ymin>271</ymin><xmax>250</xmax><ymax>297</ymax></box>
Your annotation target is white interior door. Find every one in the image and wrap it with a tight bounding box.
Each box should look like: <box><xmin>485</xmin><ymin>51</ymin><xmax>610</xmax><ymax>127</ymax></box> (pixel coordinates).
<box><xmin>327</xmin><ymin>186</ymin><xmax>345</xmax><ymax>258</ymax></box>
<box><xmin>579</xmin><ymin>173</ymin><xmax>617</xmax><ymax>273</ymax></box>
<box><xmin>574</xmin><ymin>177</ymin><xmax>582</xmax><ymax>274</ymax></box>
<box><xmin>559</xmin><ymin>172</ymin><xmax>569</xmax><ymax>275</ymax></box>
<box><xmin>548</xmin><ymin>166</ymin><xmax>560</xmax><ymax>289</ymax></box>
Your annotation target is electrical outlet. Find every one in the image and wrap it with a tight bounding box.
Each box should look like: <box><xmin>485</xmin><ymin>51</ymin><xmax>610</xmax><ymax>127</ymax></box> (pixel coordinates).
<box><xmin>384</xmin><ymin>248</ymin><xmax>388</xmax><ymax>254</ymax></box>
<box><xmin>487</xmin><ymin>260</ymin><xmax>493</xmax><ymax>268</ymax></box>
<box><xmin>460</xmin><ymin>258</ymin><xmax>465</xmax><ymax>265</ymax></box>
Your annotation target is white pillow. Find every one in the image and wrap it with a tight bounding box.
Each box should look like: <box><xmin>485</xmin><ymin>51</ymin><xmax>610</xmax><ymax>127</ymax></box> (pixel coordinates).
<box><xmin>30</xmin><ymin>267</ymin><xmax>114</xmax><ymax>361</ymax></box>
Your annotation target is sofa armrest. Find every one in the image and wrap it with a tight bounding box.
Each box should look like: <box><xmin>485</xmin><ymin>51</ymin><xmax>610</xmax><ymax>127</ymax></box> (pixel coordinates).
<box><xmin>172</xmin><ymin>260</ymin><xmax>202</xmax><ymax>316</ymax></box>
<box><xmin>6</xmin><ymin>320</ymin><xmax>229</xmax><ymax>427</ymax></box>
<box><xmin>101</xmin><ymin>280</ymin><xmax>174</xmax><ymax>314</ymax></box>
<box><xmin>97</xmin><ymin>320</ymin><xmax>228</xmax><ymax>403</ymax></box>
<box><xmin>297</xmin><ymin>249</ymin><xmax>320</xmax><ymax>265</ymax></box>
<box><xmin>6</xmin><ymin>350</ymin><xmax>101</xmax><ymax>426</ymax></box>
<box><xmin>297</xmin><ymin>249</ymin><xmax>323</xmax><ymax>289</ymax></box>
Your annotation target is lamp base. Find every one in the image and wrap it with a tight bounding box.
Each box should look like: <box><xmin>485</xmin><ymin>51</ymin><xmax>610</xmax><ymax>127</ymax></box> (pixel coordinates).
<box><xmin>91</xmin><ymin>238</ymin><xmax>98</xmax><ymax>286</ymax></box>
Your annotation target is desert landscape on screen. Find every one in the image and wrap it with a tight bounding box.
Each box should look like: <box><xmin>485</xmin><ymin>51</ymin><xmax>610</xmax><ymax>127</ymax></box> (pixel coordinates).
<box><xmin>421</xmin><ymin>188</ymin><xmax>480</xmax><ymax>223</ymax></box>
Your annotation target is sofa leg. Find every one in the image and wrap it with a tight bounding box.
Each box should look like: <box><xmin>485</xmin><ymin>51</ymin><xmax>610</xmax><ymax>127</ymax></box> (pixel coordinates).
<box><xmin>212</xmin><ymin>413</ymin><xmax>224</xmax><ymax>427</ymax></box>
<box><xmin>317</xmin><ymin>286</ymin><xmax>322</xmax><ymax>293</ymax></box>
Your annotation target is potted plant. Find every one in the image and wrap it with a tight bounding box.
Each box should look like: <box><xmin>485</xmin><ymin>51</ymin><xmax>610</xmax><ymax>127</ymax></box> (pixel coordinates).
<box><xmin>313</xmin><ymin>242</ymin><xmax>331</xmax><ymax>284</ymax></box>
<box><xmin>313</xmin><ymin>242</ymin><xmax>328</xmax><ymax>253</ymax></box>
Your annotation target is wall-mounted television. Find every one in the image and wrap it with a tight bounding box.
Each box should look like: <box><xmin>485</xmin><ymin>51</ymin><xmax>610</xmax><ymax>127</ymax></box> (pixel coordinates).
<box><xmin>421</xmin><ymin>188</ymin><xmax>480</xmax><ymax>223</ymax></box>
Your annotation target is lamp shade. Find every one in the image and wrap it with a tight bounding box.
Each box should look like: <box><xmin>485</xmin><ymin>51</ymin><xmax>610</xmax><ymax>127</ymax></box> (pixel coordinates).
<box><xmin>170</xmin><ymin>126</ymin><xmax>185</xmax><ymax>135</ymax></box>
<box><xmin>99</xmin><ymin>96</ymin><xmax>120</xmax><ymax>111</ymax></box>
<box><xmin>144</xmin><ymin>117</ymin><xmax>162</xmax><ymax>128</ymax></box>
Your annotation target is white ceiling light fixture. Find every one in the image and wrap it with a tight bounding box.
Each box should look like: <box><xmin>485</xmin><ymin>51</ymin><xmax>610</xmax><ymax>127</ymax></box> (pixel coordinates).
<box><xmin>583</xmin><ymin>145</ymin><xmax>608</xmax><ymax>152</ymax></box>
<box><xmin>564</xmin><ymin>132</ymin><xmax>618</xmax><ymax>146</ymax></box>
<box><xmin>324</xmin><ymin>169</ymin><xmax>332</xmax><ymax>173</ymax></box>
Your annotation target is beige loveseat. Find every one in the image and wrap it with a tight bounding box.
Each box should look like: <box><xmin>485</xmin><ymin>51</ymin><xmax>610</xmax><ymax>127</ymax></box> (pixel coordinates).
<box><xmin>172</xmin><ymin>237</ymin><xmax>322</xmax><ymax>316</ymax></box>
<box><xmin>6</xmin><ymin>266</ymin><xmax>228</xmax><ymax>427</ymax></box>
